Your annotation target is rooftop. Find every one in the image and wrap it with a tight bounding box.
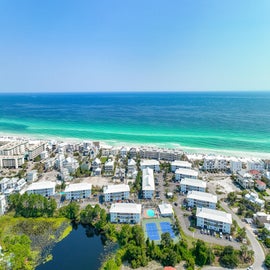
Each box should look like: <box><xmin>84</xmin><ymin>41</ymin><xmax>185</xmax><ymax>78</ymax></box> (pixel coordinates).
<box><xmin>171</xmin><ymin>160</ymin><xmax>192</xmax><ymax>168</ymax></box>
<box><xmin>103</xmin><ymin>184</ymin><xmax>130</xmax><ymax>194</ymax></box>
<box><xmin>180</xmin><ymin>178</ymin><xmax>207</xmax><ymax>188</ymax></box>
<box><xmin>196</xmin><ymin>207</ymin><xmax>232</xmax><ymax>224</ymax></box>
<box><xmin>65</xmin><ymin>183</ymin><xmax>92</xmax><ymax>192</ymax></box>
<box><xmin>142</xmin><ymin>168</ymin><xmax>155</xmax><ymax>191</ymax></box>
<box><xmin>27</xmin><ymin>181</ymin><xmax>56</xmax><ymax>191</ymax></box>
<box><xmin>110</xmin><ymin>203</ymin><xmax>142</xmax><ymax>214</ymax></box>
<box><xmin>175</xmin><ymin>168</ymin><xmax>198</xmax><ymax>177</ymax></box>
<box><xmin>187</xmin><ymin>190</ymin><xmax>217</xmax><ymax>204</ymax></box>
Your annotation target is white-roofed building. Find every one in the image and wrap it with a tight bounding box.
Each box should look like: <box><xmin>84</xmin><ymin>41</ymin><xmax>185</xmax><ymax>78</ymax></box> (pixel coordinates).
<box><xmin>230</xmin><ymin>157</ymin><xmax>242</xmax><ymax>173</ymax></box>
<box><xmin>247</xmin><ymin>159</ymin><xmax>264</xmax><ymax>172</ymax></box>
<box><xmin>171</xmin><ymin>160</ymin><xmax>192</xmax><ymax>172</ymax></box>
<box><xmin>140</xmin><ymin>159</ymin><xmax>160</xmax><ymax>172</ymax></box>
<box><xmin>65</xmin><ymin>183</ymin><xmax>92</xmax><ymax>200</ymax></box>
<box><xmin>127</xmin><ymin>159</ymin><xmax>137</xmax><ymax>173</ymax></box>
<box><xmin>187</xmin><ymin>191</ymin><xmax>217</xmax><ymax>209</ymax></box>
<box><xmin>142</xmin><ymin>168</ymin><xmax>155</xmax><ymax>199</ymax></box>
<box><xmin>103</xmin><ymin>184</ymin><xmax>130</xmax><ymax>202</ymax></box>
<box><xmin>92</xmin><ymin>158</ymin><xmax>101</xmax><ymax>171</ymax></box>
<box><xmin>110</xmin><ymin>203</ymin><xmax>142</xmax><ymax>224</ymax></box>
<box><xmin>27</xmin><ymin>142</ymin><xmax>46</xmax><ymax>160</ymax></box>
<box><xmin>175</xmin><ymin>168</ymin><xmax>198</xmax><ymax>181</ymax></box>
<box><xmin>104</xmin><ymin>159</ymin><xmax>114</xmax><ymax>173</ymax></box>
<box><xmin>26</xmin><ymin>181</ymin><xmax>56</xmax><ymax>197</ymax></box>
<box><xmin>158</xmin><ymin>203</ymin><xmax>174</xmax><ymax>217</ymax></box>
<box><xmin>244</xmin><ymin>192</ymin><xmax>265</xmax><ymax>209</ymax></box>
<box><xmin>236</xmin><ymin>170</ymin><xmax>254</xmax><ymax>189</ymax></box>
<box><xmin>27</xmin><ymin>170</ymin><xmax>38</xmax><ymax>182</ymax></box>
<box><xmin>203</xmin><ymin>156</ymin><xmax>227</xmax><ymax>171</ymax></box>
<box><xmin>0</xmin><ymin>155</ymin><xmax>24</xmax><ymax>169</ymax></box>
<box><xmin>196</xmin><ymin>207</ymin><xmax>232</xmax><ymax>233</ymax></box>
<box><xmin>180</xmin><ymin>178</ymin><xmax>206</xmax><ymax>193</ymax></box>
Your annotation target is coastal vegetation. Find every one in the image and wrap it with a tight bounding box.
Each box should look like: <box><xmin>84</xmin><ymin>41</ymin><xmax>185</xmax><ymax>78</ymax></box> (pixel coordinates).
<box><xmin>0</xmin><ymin>215</ymin><xmax>71</xmax><ymax>270</ymax></box>
<box><xmin>0</xmin><ymin>194</ymin><xmax>251</xmax><ymax>270</ymax></box>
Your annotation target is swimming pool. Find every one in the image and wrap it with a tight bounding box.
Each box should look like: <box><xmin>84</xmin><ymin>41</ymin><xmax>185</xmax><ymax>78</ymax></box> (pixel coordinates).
<box><xmin>146</xmin><ymin>209</ymin><xmax>155</xmax><ymax>217</ymax></box>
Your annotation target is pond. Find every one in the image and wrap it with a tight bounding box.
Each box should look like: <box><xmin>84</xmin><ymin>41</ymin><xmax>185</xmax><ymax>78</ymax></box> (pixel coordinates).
<box><xmin>37</xmin><ymin>224</ymin><xmax>115</xmax><ymax>270</ymax></box>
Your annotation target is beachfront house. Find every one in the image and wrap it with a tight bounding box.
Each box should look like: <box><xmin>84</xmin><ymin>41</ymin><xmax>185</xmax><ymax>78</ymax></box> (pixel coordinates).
<box><xmin>129</xmin><ymin>148</ymin><xmax>137</xmax><ymax>159</ymax></box>
<box><xmin>180</xmin><ymin>178</ymin><xmax>207</xmax><ymax>193</ymax></box>
<box><xmin>110</xmin><ymin>203</ymin><xmax>142</xmax><ymax>224</ymax></box>
<box><xmin>175</xmin><ymin>168</ymin><xmax>198</xmax><ymax>181</ymax></box>
<box><xmin>171</xmin><ymin>160</ymin><xmax>192</xmax><ymax>172</ymax></box>
<box><xmin>103</xmin><ymin>184</ymin><xmax>130</xmax><ymax>202</ymax></box>
<box><xmin>140</xmin><ymin>159</ymin><xmax>160</xmax><ymax>172</ymax></box>
<box><xmin>196</xmin><ymin>207</ymin><xmax>232</xmax><ymax>234</ymax></box>
<box><xmin>203</xmin><ymin>156</ymin><xmax>227</xmax><ymax>171</ymax></box>
<box><xmin>120</xmin><ymin>147</ymin><xmax>128</xmax><ymax>158</ymax></box>
<box><xmin>64</xmin><ymin>183</ymin><xmax>92</xmax><ymax>200</ymax></box>
<box><xmin>187</xmin><ymin>191</ymin><xmax>217</xmax><ymax>209</ymax></box>
<box><xmin>26</xmin><ymin>181</ymin><xmax>56</xmax><ymax>197</ymax></box>
<box><xmin>230</xmin><ymin>157</ymin><xmax>242</xmax><ymax>173</ymax></box>
<box><xmin>142</xmin><ymin>167</ymin><xmax>155</xmax><ymax>199</ymax></box>
<box><xmin>247</xmin><ymin>159</ymin><xmax>265</xmax><ymax>172</ymax></box>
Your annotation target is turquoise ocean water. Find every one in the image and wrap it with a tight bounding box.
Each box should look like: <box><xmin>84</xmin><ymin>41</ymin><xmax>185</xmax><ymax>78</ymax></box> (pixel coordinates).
<box><xmin>0</xmin><ymin>92</ymin><xmax>269</xmax><ymax>157</ymax></box>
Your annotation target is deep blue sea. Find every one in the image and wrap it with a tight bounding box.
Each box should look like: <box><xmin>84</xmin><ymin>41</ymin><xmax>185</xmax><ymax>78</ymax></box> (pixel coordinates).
<box><xmin>0</xmin><ymin>91</ymin><xmax>270</xmax><ymax>157</ymax></box>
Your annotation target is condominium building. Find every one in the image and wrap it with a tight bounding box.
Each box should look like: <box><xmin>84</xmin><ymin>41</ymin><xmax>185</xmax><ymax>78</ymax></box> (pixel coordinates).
<box><xmin>230</xmin><ymin>157</ymin><xmax>242</xmax><ymax>173</ymax></box>
<box><xmin>196</xmin><ymin>207</ymin><xmax>232</xmax><ymax>233</ymax></box>
<box><xmin>27</xmin><ymin>142</ymin><xmax>46</xmax><ymax>160</ymax></box>
<box><xmin>110</xmin><ymin>203</ymin><xmax>142</xmax><ymax>224</ymax></box>
<box><xmin>65</xmin><ymin>183</ymin><xmax>92</xmax><ymax>200</ymax></box>
<box><xmin>140</xmin><ymin>159</ymin><xmax>160</xmax><ymax>172</ymax></box>
<box><xmin>175</xmin><ymin>168</ymin><xmax>198</xmax><ymax>181</ymax></box>
<box><xmin>180</xmin><ymin>178</ymin><xmax>207</xmax><ymax>193</ymax></box>
<box><xmin>171</xmin><ymin>160</ymin><xmax>192</xmax><ymax>172</ymax></box>
<box><xmin>103</xmin><ymin>184</ymin><xmax>130</xmax><ymax>202</ymax></box>
<box><xmin>247</xmin><ymin>159</ymin><xmax>265</xmax><ymax>172</ymax></box>
<box><xmin>203</xmin><ymin>156</ymin><xmax>227</xmax><ymax>171</ymax></box>
<box><xmin>187</xmin><ymin>191</ymin><xmax>217</xmax><ymax>209</ymax></box>
<box><xmin>142</xmin><ymin>167</ymin><xmax>155</xmax><ymax>199</ymax></box>
<box><xmin>0</xmin><ymin>141</ymin><xmax>27</xmax><ymax>156</ymax></box>
<box><xmin>0</xmin><ymin>155</ymin><xmax>24</xmax><ymax>169</ymax></box>
<box><xmin>26</xmin><ymin>181</ymin><xmax>56</xmax><ymax>197</ymax></box>
<box><xmin>139</xmin><ymin>146</ymin><xmax>182</xmax><ymax>161</ymax></box>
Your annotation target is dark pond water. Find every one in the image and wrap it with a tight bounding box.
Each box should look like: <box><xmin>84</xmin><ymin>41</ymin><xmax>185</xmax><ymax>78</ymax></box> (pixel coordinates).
<box><xmin>37</xmin><ymin>224</ymin><xmax>114</xmax><ymax>270</ymax></box>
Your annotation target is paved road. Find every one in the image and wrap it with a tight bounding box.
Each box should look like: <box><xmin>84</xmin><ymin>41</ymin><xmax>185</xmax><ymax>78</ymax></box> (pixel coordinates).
<box><xmin>172</xmin><ymin>199</ymin><xmax>242</xmax><ymax>248</ymax></box>
<box><xmin>221</xmin><ymin>201</ymin><xmax>266</xmax><ymax>270</ymax></box>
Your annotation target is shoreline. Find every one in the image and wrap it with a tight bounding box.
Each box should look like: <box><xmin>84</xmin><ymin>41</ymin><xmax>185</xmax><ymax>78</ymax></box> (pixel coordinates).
<box><xmin>1</xmin><ymin>131</ymin><xmax>269</xmax><ymax>160</ymax></box>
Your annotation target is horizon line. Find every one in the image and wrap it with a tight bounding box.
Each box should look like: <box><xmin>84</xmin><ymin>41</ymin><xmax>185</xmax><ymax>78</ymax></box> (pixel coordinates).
<box><xmin>0</xmin><ymin>89</ymin><xmax>270</xmax><ymax>94</ymax></box>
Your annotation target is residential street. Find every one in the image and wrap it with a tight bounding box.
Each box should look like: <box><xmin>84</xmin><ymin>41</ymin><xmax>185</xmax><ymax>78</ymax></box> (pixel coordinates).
<box><xmin>221</xmin><ymin>201</ymin><xmax>266</xmax><ymax>270</ymax></box>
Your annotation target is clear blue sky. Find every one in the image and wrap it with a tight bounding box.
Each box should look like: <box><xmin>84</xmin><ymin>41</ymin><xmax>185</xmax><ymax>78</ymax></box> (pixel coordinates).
<box><xmin>0</xmin><ymin>0</ymin><xmax>270</xmax><ymax>92</ymax></box>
